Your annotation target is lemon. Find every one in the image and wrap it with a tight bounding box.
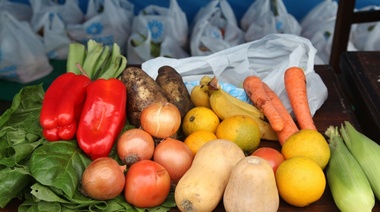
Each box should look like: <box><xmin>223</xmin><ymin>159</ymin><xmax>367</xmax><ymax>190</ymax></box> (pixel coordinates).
<box><xmin>281</xmin><ymin>129</ymin><xmax>330</xmax><ymax>169</ymax></box>
<box><xmin>215</xmin><ymin>115</ymin><xmax>261</xmax><ymax>153</ymax></box>
<box><xmin>182</xmin><ymin>107</ymin><xmax>220</xmax><ymax>137</ymax></box>
<box><xmin>276</xmin><ymin>156</ymin><xmax>326</xmax><ymax>207</ymax></box>
<box><xmin>184</xmin><ymin>130</ymin><xmax>217</xmax><ymax>154</ymax></box>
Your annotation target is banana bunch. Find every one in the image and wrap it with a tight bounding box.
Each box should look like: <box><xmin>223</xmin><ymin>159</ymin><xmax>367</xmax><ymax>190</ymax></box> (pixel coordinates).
<box><xmin>190</xmin><ymin>76</ymin><xmax>278</xmax><ymax>141</ymax></box>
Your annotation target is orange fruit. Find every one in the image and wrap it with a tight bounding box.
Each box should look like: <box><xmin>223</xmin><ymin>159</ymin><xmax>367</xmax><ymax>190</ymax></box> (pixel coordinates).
<box><xmin>281</xmin><ymin>129</ymin><xmax>330</xmax><ymax>169</ymax></box>
<box><xmin>275</xmin><ymin>156</ymin><xmax>326</xmax><ymax>207</ymax></box>
<box><xmin>184</xmin><ymin>130</ymin><xmax>217</xmax><ymax>154</ymax></box>
<box><xmin>182</xmin><ymin>107</ymin><xmax>220</xmax><ymax>137</ymax></box>
<box><xmin>215</xmin><ymin>115</ymin><xmax>261</xmax><ymax>153</ymax></box>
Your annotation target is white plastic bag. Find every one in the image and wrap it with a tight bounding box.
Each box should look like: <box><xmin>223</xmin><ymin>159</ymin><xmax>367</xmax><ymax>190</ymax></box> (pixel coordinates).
<box><xmin>300</xmin><ymin>0</ymin><xmax>338</xmax><ymax>64</ymax></box>
<box><xmin>300</xmin><ymin>0</ymin><xmax>358</xmax><ymax>64</ymax></box>
<box><xmin>0</xmin><ymin>12</ymin><xmax>52</xmax><ymax>83</ymax></box>
<box><xmin>38</xmin><ymin>12</ymin><xmax>71</xmax><ymax>59</ymax></box>
<box><xmin>30</xmin><ymin>0</ymin><xmax>84</xmax><ymax>32</ymax></box>
<box><xmin>67</xmin><ymin>0</ymin><xmax>134</xmax><ymax>54</ymax></box>
<box><xmin>0</xmin><ymin>0</ymin><xmax>32</xmax><ymax>22</ymax></box>
<box><xmin>190</xmin><ymin>0</ymin><xmax>245</xmax><ymax>56</ymax></box>
<box><xmin>127</xmin><ymin>0</ymin><xmax>189</xmax><ymax>64</ymax></box>
<box><xmin>301</xmin><ymin>0</ymin><xmax>343</xmax><ymax>64</ymax></box>
<box><xmin>241</xmin><ymin>0</ymin><xmax>301</xmax><ymax>42</ymax></box>
<box><xmin>350</xmin><ymin>6</ymin><xmax>380</xmax><ymax>51</ymax></box>
<box><xmin>142</xmin><ymin>34</ymin><xmax>327</xmax><ymax>117</ymax></box>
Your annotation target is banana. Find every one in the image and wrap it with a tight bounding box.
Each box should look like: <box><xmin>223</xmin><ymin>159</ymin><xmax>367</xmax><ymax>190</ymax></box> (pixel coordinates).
<box><xmin>208</xmin><ymin>77</ymin><xmax>278</xmax><ymax>141</ymax></box>
<box><xmin>190</xmin><ymin>75</ymin><xmax>214</xmax><ymax>108</ymax></box>
<box><xmin>208</xmin><ymin>76</ymin><xmax>264</xmax><ymax>120</ymax></box>
<box><xmin>221</xmin><ymin>89</ymin><xmax>264</xmax><ymax>120</ymax></box>
<box><xmin>209</xmin><ymin>91</ymin><xmax>278</xmax><ymax>141</ymax></box>
<box><xmin>190</xmin><ymin>85</ymin><xmax>212</xmax><ymax>109</ymax></box>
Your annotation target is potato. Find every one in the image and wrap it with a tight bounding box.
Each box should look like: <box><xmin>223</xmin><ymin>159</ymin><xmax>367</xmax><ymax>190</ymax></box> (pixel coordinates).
<box><xmin>155</xmin><ymin>66</ymin><xmax>194</xmax><ymax>119</ymax></box>
<box><xmin>120</xmin><ymin>67</ymin><xmax>168</xmax><ymax>126</ymax></box>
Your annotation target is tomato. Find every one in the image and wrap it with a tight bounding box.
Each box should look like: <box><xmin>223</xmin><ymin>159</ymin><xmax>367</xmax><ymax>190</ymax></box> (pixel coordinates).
<box><xmin>124</xmin><ymin>160</ymin><xmax>171</xmax><ymax>208</ymax></box>
<box><xmin>251</xmin><ymin>147</ymin><xmax>285</xmax><ymax>173</ymax></box>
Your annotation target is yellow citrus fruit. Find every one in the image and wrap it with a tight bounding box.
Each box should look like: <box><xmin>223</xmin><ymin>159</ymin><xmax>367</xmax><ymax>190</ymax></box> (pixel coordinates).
<box><xmin>281</xmin><ymin>129</ymin><xmax>330</xmax><ymax>169</ymax></box>
<box><xmin>182</xmin><ymin>107</ymin><xmax>220</xmax><ymax>137</ymax></box>
<box><xmin>276</xmin><ymin>156</ymin><xmax>326</xmax><ymax>207</ymax></box>
<box><xmin>184</xmin><ymin>130</ymin><xmax>217</xmax><ymax>154</ymax></box>
<box><xmin>215</xmin><ymin>115</ymin><xmax>261</xmax><ymax>153</ymax></box>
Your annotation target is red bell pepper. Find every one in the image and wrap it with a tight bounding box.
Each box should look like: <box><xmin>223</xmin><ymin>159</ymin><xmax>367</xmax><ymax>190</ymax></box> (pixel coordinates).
<box><xmin>40</xmin><ymin>72</ymin><xmax>91</xmax><ymax>141</ymax></box>
<box><xmin>76</xmin><ymin>78</ymin><xmax>126</xmax><ymax>160</ymax></box>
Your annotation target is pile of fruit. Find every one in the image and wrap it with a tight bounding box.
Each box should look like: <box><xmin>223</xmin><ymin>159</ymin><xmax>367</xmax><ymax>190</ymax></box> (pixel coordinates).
<box><xmin>1</xmin><ymin>40</ymin><xmax>380</xmax><ymax>212</ymax></box>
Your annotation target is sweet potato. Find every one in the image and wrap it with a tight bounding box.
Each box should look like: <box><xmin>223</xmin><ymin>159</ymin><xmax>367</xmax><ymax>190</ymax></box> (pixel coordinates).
<box><xmin>120</xmin><ymin>67</ymin><xmax>168</xmax><ymax>126</ymax></box>
<box><xmin>155</xmin><ymin>66</ymin><xmax>194</xmax><ymax>119</ymax></box>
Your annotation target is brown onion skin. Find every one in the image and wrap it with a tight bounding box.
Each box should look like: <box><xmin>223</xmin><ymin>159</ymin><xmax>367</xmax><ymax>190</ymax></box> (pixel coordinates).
<box><xmin>117</xmin><ymin>128</ymin><xmax>155</xmax><ymax>166</ymax></box>
<box><xmin>153</xmin><ymin>138</ymin><xmax>194</xmax><ymax>183</ymax></box>
<box><xmin>140</xmin><ymin>102</ymin><xmax>181</xmax><ymax>139</ymax></box>
<box><xmin>81</xmin><ymin>157</ymin><xmax>126</xmax><ymax>200</ymax></box>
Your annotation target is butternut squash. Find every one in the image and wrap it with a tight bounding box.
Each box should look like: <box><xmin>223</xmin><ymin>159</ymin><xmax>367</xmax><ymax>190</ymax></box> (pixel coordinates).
<box><xmin>223</xmin><ymin>156</ymin><xmax>279</xmax><ymax>212</ymax></box>
<box><xmin>174</xmin><ymin>139</ymin><xmax>245</xmax><ymax>212</ymax></box>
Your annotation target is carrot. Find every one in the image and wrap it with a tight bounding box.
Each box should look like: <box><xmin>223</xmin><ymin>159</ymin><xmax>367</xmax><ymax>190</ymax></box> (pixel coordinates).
<box><xmin>243</xmin><ymin>76</ymin><xmax>284</xmax><ymax>132</ymax></box>
<box><xmin>284</xmin><ymin>67</ymin><xmax>317</xmax><ymax>130</ymax></box>
<box><xmin>262</xmin><ymin>82</ymin><xmax>299</xmax><ymax>145</ymax></box>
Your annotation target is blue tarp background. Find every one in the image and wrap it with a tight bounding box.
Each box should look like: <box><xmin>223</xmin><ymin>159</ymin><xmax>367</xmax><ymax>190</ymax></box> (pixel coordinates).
<box><xmin>9</xmin><ymin>0</ymin><xmax>380</xmax><ymax>23</ymax></box>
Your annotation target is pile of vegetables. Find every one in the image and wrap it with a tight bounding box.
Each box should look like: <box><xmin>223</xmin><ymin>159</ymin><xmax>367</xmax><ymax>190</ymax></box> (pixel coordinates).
<box><xmin>0</xmin><ymin>40</ymin><xmax>177</xmax><ymax>211</ymax></box>
<box><xmin>2</xmin><ymin>37</ymin><xmax>380</xmax><ymax>212</ymax></box>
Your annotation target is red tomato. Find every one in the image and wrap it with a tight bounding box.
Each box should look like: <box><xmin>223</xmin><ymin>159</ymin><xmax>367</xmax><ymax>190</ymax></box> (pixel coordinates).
<box><xmin>124</xmin><ymin>160</ymin><xmax>171</xmax><ymax>208</ymax></box>
<box><xmin>252</xmin><ymin>147</ymin><xmax>285</xmax><ymax>173</ymax></box>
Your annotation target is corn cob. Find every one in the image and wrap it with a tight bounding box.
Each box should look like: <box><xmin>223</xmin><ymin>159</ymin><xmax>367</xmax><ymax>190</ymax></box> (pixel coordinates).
<box><xmin>340</xmin><ymin>121</ymin><xmax>380</xmax><ymax>201</ymax></box>
<box><xmin>325</xmin><ymin>126</ymin><xmax>375</xmax><ymax>212</ymax></box>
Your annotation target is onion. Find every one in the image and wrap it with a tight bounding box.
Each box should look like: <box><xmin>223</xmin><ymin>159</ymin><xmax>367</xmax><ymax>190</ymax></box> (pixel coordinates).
<box><xmin>117</xmin><ymin>128</ymin><xmax>155</xmax><ymax>166</ymax></box>
<box><xmin>153</xmin><ymin>138</ymin><xmax>194</xmax><ymax>183</ymax></box>
<box><xmin>140</xmin><ymin>102</ymin><xmax>181</xmax><ymax>139</ymax></box>
<box><xmin>80</xmin><ymin>157</ymin><xmax>126</xmax><ymax>200</ymax></box>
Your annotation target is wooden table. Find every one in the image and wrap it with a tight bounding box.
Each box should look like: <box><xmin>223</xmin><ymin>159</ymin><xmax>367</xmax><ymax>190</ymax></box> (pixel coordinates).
<box><xmin>339</xmin><ymin>51</ymin><xmax>380</xmax><ymax>143</ymax></box>
<box><xmin>2</xmin><ymin>64</ymin><xmax>380</xmax><ymax>211</ymax></box>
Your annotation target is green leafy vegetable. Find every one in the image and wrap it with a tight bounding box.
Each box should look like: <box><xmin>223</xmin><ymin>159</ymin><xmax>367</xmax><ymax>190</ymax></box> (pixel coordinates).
<box><xmin>0</xmin><ymin>85</ymin><xmax>45</xmax><ymax>208</ymax></box>
<box><xmin>29</xmin><ymin>141</ymin><xmax>91</xmax><ymax>198</ymax></box>
<box><xmin>0</xmin><ymin>166</ymin><xmax>32</xmax><ymax>208</ymax></box>
<box><xmin>0</xmin><ymin>85</ymin><xmax>177</xmax><ymax>211</ymax></box>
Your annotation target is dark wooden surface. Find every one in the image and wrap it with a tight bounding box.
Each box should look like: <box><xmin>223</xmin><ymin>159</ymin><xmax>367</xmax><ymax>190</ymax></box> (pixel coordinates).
<box><xmin>2</xmin><ymin>64</ymin><xmax>379</xmax><ymax>211</ymax></box>
<box><xmin>339</xmin><ymin>51</ymin><xmax>380</xmax><ymax>143</ymax></box>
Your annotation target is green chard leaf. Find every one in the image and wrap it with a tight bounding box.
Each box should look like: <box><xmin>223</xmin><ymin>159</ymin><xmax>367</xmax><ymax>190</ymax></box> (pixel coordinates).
<box><xmin>0</xmin><ymin>84</ymin><xmax>44</xmax><ymax>133</ymax></box>
<box><xmin>0</xmin><ymin>165</ymin><xmax>32</xmax><ymax>208</ymax></box>
<box><xmin>19</xmin><ymin>199</ymin><xmax>65</xmax><ymax>212</ymax></box>
<box><xmin>29</xmin><ymin>141</ymin><xmax>91</xmax><ymax>198</ymax></box>
<box><xmin>21</xmin><ymin>184</ymin><xmax>136</xmax><ymax>212</ymax></box>
<box><xmin>0</xmin><ymin>85</ymin><xmax>45</xmax><ymax>207</ymax></box>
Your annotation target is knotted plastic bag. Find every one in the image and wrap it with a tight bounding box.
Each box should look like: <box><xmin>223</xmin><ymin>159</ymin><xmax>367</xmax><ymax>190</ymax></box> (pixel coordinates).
<box><xmin>127</xmin><ymin>0</ymin><xmax>189</xmax><ymax>64</ymax></box>
<box><xmin>67</xmin><ymin>0</ymin><xmax>134</xmax><ymax>54</ymax></box>
<box><xmin>190</xmin><ymin>0</ymin><xmax>245</xmax><ymax>56</ymax></box>
<box><xmin>241</xmin><ymin>0</ymin><xmax>301</xmax><ymax>42</ymax></box>
<box><xmin>0</xmin><ymin>12</ymin><xmax>52</xmax><ymax>83</ymax></box>
<box><xmin>30</xmin><ymin>0</ymin><xmax>84</xmax><ymax>31</ymax></box>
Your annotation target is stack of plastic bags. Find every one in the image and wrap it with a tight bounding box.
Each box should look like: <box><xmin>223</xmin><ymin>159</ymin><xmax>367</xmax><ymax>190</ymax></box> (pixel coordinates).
<box><xmin>1</xmin><ymin>0</ymin><xmax>380</xmax><ymax>83</ymax></box>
